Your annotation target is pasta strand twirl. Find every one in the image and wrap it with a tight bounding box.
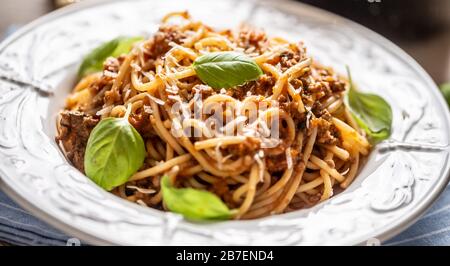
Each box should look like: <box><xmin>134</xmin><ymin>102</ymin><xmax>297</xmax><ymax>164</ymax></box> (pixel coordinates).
<box><xmin>57</xmin><ymin>11</ymin><xmax>369</xmax><ymax>220</ymax></box>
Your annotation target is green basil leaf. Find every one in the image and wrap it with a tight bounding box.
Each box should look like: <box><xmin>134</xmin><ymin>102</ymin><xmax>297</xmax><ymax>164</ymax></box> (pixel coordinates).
<box><xmin>112</xmin><ymin>36</ymin><xmax>144</xmax><ymax>57</ymax></box>
<box><xmin>84</xmin><ymin>116</ymin><xmax>146</xmax><ymax>191</ymax></box>
<box><xmin>161</xmin><ymin>175</ymin><xmax>232</xmax><ymax>220</ymax></box>
<box><xmin>192</xmin><ymin>51</ymin><xmax>263</xmax><ymax>89</ymax></box>
<box><xmin>78</xmin><ymin>36</ymin><xmax>144</xmax><ymax>79</ymax></box>
<box><xmin>440</xmin><ymin>83</ymin><xmax>450</xmax><ymax>108</ymax></box>
<box><xmin>345</xmin><ymin>68</ymin><xmax>393</xmax><ymax>144</ymax></box>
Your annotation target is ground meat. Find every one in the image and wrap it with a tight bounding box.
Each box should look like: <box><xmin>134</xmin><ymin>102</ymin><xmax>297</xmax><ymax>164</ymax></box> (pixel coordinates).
<box><xmin>236</xmin><ymin>26</ymin><xmax>269</xmax><ymax>53</ymax></box>
<box><xmin>310</xmin><ymin>65</ymin><xmax>347</xmax><ymax>94</ymax></box>
<box><xmin>79</xmin><ymin>57</ymin><xmax>122</xmax><ymax>111</ymax></box>
<box><xmin>211</xmin><ymin>179</ymin><xmax>229</xmax><ymax>198</ymax></box>
<box><xmin>266</xmin><ymin>42</ymin><xmax>307</xmax><ymax>70</ymax></box>
<box><xmin>191</xmin><ymin>84</ymin><xmax>214</xmax><ymax>100</ymax></box>
<box><xmin>230</xmin><ymin>74</ymin><xmax>276</xmax><ymax>100</ymax></box>
<box><xmin>129</xmin><ymin>98</ymin><xmax>155</xmax><ymax>137</ymax></box>
<box><xmin>56</xmin><ymin>111</ymin><xmax>99</xmax><ymax>172</ymax></box>
<box><xmin>145</xmin><ymin>25</ymin><xmax>187</xmax><ymax>59</ymax></box>
<box><xmin>88</xmin><ymin>84</ymin><xmax>110</xmax><ymax>112</ymax></box>
<box><xmin>278</xmin><ymin>50</ymin><xmax>303</xmax><ymax>72</ymax></box>
<box><xmin>307</xmin><ymin>81</ymin><xmax>331</xmax><ymax>100</ymax></box>
<box><xmin>266</xmin><ymin>153</ymin><xmax>288</xmax><ymax>173</ymax></box>
<box><xmin>224</xmin><ymin>137</ymin><xmax>261</xmax><ymax>158</ymax></box>
<box><xmin>265</xmin><ymin>147</ymin><xmax>300</xmax><ymax>173</ymax></box>
<box><xmin>310</xmin><ymin>117</ymin><xmax>339</xmax><ymax>145</ymax></box>
<box><xmin>280</xmin><ymin>98</ymin><xmax>307</xmax><ymax>127</ymax></box>
<box><xmin>103</xmin><ymin>56</ymin><xmax>121</xmax><ymax>73</ymax></box>
<box><xmin>328</xmin><ymin>78</ymin><xmax>346</xmax><ymax>93</ymax></box>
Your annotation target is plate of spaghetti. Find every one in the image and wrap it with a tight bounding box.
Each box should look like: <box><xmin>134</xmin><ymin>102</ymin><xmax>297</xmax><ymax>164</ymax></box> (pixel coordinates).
<box><xmin>0</xmin><ymin>0</ymin><xmax>449</xmax><ymax>245</ymax></box>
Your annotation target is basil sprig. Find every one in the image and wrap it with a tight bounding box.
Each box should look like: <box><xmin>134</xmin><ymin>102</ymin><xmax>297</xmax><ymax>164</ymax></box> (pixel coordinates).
<box><xmin>440</xmin><ymin>83</ymin><xmax>450</xmax><ymax>108</ymax></box>
<box><xmin>345</xmin><ymin>67</ymin><xmax>393</xmax><ymax>144</ymax></box>
<box><xmin>161</xmin><ymin>175</ymin><xmax>233</xmax><ymax>220</ymax></box>
<box><xmin>78</xmin><ymin>36</ymin><xmax>143</xmax><ymax>78</ymax></box>
<box><xmin>84</xmin><ymin>106</ymin><xmax>146</xmax><ymax>191</ymax></box>
<box><xmin>192</xmin><ymin>51</ymin><xmax>263</xmax><ymax>89</ymax></box>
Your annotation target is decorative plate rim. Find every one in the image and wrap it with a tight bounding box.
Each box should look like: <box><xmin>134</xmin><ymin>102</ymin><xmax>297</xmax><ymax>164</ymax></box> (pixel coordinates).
<box><xmin>0</xmin><ymin>0</ymin><xmax>449</xmax><ymax>246</ymax></box>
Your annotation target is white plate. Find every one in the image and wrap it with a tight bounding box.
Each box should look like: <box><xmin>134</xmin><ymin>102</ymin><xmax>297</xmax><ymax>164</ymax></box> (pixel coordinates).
<box><xmin>0</xmin><ymin>0</ymin><xmax>449</xmax><ymax>245</ymax></box>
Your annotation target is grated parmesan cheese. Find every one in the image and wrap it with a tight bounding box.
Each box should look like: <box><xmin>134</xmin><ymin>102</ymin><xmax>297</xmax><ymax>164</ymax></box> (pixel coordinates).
<box><xmin>130</xmin><ymin>62</ymin><xmax>142</xmax><ymax>72</ymax></box>
<box><xmin>147</xmin><ymin>94</ymin><xmax>165</xmax><ymax>105</ymax></box>
<box><xmin>103</xmin><ymin>70</ymin><xmax>118</xmax><ymax>78</ymax></box>
<box><xmin>285</xmin><ymin>147</ymin><xmax>293</xmax><ymax>169</ymax></box>
<box><xmin>96</xmin><ymin>105</ymin><xmax>113</xmax><ymax>116</ymax></box>
<box><xmin>127</xmin><ymin>186</ymin><xmax>157</xmax><ymax>194</ymax></box>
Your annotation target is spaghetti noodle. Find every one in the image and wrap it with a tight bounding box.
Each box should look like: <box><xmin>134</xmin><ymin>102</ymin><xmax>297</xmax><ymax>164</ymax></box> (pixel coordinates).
<box><xmin>57</xmin><ymin>12</ymin><xmax>370</xmax><ymax>219</ymax></box>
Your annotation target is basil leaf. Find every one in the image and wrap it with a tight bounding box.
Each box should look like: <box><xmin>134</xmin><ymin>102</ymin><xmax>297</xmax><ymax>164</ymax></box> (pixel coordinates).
<box><xmin>192</xmin><ymin>51</ymin><xmax>263</xmax><ymax>89</ymax></box>
<box><xmin>84</xmin><ymin>116</ymin><xmax>146</xmax><ymax>191</ymax></box>
<box><xmin>345</xmin><ymin>68</ymin><xmax>392</xmax><ymax>144</ymax></box>
<box><xmin>440</xmin><ymin>83</ymin><xmax>450</xmax><ymax>108</ymax></box>
<box><xmin>78</xmin><ymin>36</ymin><xmax>143</xmax><ymax>79</ymax></box>
<box><xmin>112</xmin><ymin>36</ymin><xmax>144</xmax><ymax>57</ymax></box>
<box><xmin>161</xmin><ymin>176</ymin><xmax>232</xmax><ymax>220</ymax></box>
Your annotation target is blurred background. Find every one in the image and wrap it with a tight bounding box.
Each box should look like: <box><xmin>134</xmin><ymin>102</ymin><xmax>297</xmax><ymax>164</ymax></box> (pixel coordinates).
<box><xmin>0</xmin><ymin>0</ymin><xmax>449</xmax><ymax>246</ymax></box>
<box><xmin>0</xmin><ymin>0</ymin><xmax>449</xmax><ymax>84</ymax></box>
